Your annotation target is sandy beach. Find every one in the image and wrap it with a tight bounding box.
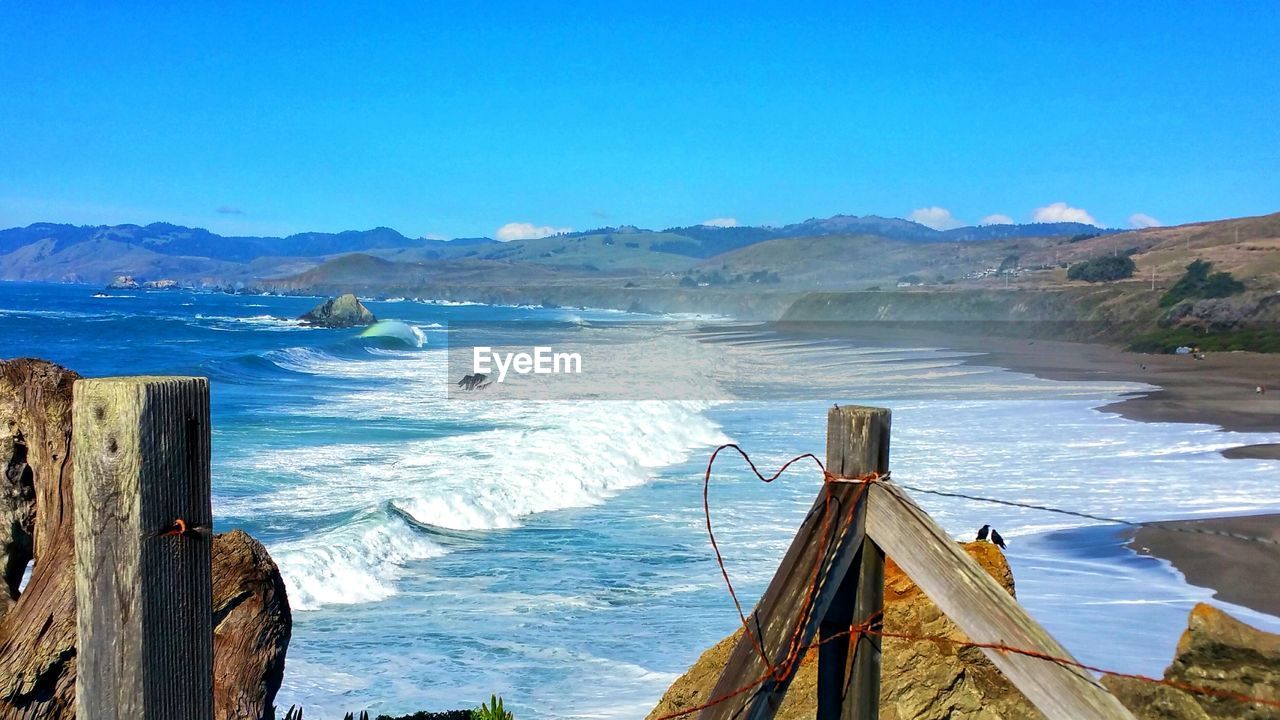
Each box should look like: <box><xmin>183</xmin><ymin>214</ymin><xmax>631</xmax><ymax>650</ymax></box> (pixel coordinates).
<box><xmin>752</xmin><ymin>321</ymin><xmax>1280</xmax><ymax>620</ymax></box>
<box><xmin>1129</xmin><ymin>515</ymin><xmax>1280</xmax><ymax>617</ymax></box>
<box><xmin>768</xmin><ymin>322</ymin><xmax>1280</xmax><ymax>455</ymax></box>
<box><xmin>898</xmin><ymin>330</ymin><xmax>1280</xmax><ymax>620</ymax></box>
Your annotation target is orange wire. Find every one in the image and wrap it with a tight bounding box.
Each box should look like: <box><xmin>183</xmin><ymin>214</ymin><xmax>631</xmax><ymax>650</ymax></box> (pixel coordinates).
<box><xmin>161</xmin><ymin>518</ymin><xmax>188</xmax><ymax>537</ymax></box>
<box><xmin>667</xmin><ymin>443</ymin><xmax>1280</xmax><ymax>719</ymax></box>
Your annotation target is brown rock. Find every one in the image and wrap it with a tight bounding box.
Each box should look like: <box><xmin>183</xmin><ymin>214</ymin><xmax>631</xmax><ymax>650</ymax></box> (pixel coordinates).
<box><xmin>1103</xmin><ymin>675</ymin><xmax>1212</xmax><ymax>720</ymax></box>
<box><xmin>0</xmin><ymin>359</ymin><xmax>80</xmax><ymax>718</ymax></box>
<box><xmin>646</xmin><ymin>541</ymin><xmax>1040</xmax><ymax>720</ymax></box>
<box><xmin>1109</xmin><ymin>604</ymin><xmax>1280</xmax><ymax>720</ymax></box>
<box><xmin>0</xmin><ymin>358</ymin><xmax>293</xmax><ymax>720</ymax></box>
<box><xmin>298</xmin><ymin>293</ymin><xmax>376</xmax><ymax>328</ymax></box>
<box><xmin>213</xmin><ymin>530</ymin><xmax>293</xmax><ymax>720</ymax></box>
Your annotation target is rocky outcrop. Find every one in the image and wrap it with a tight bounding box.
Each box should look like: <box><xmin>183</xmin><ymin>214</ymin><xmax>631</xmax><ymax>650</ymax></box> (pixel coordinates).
<box><xmin>1105</xmin><ymin>603</ymin><xmax>1280</xmax><ymax>719</ymax></box>
<box><xmin>0</xmin><ymin>359</ymin><xmax>79</xmax><ymax>718</ymax></box>
<box><xmin>213</xmin><ymin>530</ymin><xmax>292</xmax><ymax>720</ymax></box>
<box><xmin>0</xmin><ymin>358</ymin><xmax>292</xmax><ymax>720</ymax></box>
<box><xmin>646</xmin><ymin>541</ymin><xmax>1040</xmax><ymax>720</ymax></box>
<box><xmin>1164</xmin><ymin>294</ymin><xmax>1280</xmax><ymax>332</ymax></box>
<box><xmin>298</xmin><ymin>293</ymin><xmax>376</xmax><ymax>328</ymax></box>
<box><xmin>107</xmin><ymin>275</ymin><xmax>139</xmax><ymax>289</ymax></box>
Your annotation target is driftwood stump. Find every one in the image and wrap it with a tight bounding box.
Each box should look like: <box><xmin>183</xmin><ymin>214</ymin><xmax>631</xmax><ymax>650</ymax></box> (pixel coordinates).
<box><xmin>0</xmin><ymin>359</ymin><xmax>292</xmax><ymax>720</ymax></box>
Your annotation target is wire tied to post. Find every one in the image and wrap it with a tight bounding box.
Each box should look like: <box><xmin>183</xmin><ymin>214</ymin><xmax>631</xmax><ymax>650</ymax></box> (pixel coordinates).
<box><xmin>157</xmin><ymin>517</ymin><xmax>209</xmax><ymax>539</ymax></box>
<box><xmin>661</xmin><ymin>442</ymin><xmax>1280</xmax><ymax>720</ymax></box>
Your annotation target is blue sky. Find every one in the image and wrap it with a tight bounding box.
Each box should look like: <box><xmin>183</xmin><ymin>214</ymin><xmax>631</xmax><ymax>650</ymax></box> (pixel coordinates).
<box><xmin>1</xmin><ymin>2</ymin><xmax>1277</xmax><ymax>239</ymax></box>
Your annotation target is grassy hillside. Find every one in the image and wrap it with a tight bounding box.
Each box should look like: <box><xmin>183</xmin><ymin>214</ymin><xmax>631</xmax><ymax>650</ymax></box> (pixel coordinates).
<box><xmin>774</xmin><ymin>213</ymin><xmax>1280</xmax><ymax>350</ymax></box>
<box><xmin>435</xmin><ymin>230</ymin><xmax>700</xmax><ymax>271</ymax></box>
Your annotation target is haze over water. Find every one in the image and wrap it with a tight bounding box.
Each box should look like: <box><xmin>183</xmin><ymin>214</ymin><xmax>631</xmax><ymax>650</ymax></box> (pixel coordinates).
<box><xmin>3</xmin><ymin>282</ymin><xmax>1278</xmax><ymax>719</ymax></box>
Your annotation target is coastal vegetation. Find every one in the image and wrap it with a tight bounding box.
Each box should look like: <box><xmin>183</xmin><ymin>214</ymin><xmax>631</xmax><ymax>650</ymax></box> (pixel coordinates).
<box><xmin>1159</xmin><ymin>259</ymin><xmax>1246</xmax><ymax>307</ymax></box>
<box><xmin>1129</xmin><ymin>326</ymin><xmax>1280</xmax><ymax>354</ymax></box>
<box><xmin>1066</xmin><ymin>254</ymin><xmax>1136</xmax><ymax>282</ymax></box>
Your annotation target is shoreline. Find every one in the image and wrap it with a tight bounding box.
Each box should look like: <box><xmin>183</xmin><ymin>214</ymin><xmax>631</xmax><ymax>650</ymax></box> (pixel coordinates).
<box><xmin>756</xmin><ymin>322</ymin><xmax>1280</xmax><ymax>459</ymax></box>
<box><xmin>709</xmin><ymin>321</ymin><xmax>1280</xmax><ymax>620</ymax></box>
<box><xmin>1127</xmin><ymin>514</ymin><xmax>1280</xmax><ymax>618</ymax></box>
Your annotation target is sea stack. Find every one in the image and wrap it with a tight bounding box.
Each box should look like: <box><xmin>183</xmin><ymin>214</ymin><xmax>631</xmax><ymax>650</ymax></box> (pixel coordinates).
<box><xmin>298</xmin><ymin>293</ymin><xmax>376</xmax><ymax>328</ymax></box>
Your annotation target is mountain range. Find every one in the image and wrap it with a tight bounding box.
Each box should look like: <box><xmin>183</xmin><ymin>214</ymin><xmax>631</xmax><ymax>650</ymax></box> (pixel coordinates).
<box><xmin>0</xmin><ymin>215</ymin><xmax>1110</xmax><ymax>285</ymax></box>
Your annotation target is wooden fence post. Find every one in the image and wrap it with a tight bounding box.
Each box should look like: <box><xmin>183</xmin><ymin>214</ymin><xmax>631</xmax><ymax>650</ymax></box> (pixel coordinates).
<box><xmin>700</xmin><ymin>407</ymin><xmax>886</xmax><ymax>720</ymax></box>
<box><xmin>818</xmin><ymin>406</ymin><xmax>889</xmax><ymax>720</ymax></box>
<box><xmin>73</xmin><ymin>376</ymin><xmax>213</xmax><ymax>720</ymax></box>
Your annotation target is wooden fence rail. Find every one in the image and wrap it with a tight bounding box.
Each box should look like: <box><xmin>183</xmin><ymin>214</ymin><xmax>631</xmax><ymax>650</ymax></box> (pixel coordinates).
<box><xmin>701</xmin><ymin>405</ymin><xmax>1136</xmax><ymax>720</ymax></box>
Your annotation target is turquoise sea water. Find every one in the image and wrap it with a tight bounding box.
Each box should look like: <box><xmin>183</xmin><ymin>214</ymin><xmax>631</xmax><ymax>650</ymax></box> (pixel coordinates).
<box><xmin>3</xmin><ymin>282</ymin><xmax>1278</xmax><ymax>719</ymax></box>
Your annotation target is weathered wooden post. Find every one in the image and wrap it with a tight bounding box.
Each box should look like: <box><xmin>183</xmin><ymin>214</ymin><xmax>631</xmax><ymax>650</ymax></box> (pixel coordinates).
<box><xmin>701</xmin><ymin>405</ymin><xmax>888</xmax><ymax>720</ymax></box>
<box><xmin>818</xmin><ymin>406</ymin><xmax>888</xmax><ymax>720</ymax></box>
<box><xmin>73</xmin><ymin>376</ymin><xmax>213</xmax><ymax>720</ymax></box>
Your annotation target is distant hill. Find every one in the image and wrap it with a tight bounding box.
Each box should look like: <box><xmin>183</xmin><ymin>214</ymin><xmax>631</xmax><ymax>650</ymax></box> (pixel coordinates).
<box><xmin>0</xmin><ymin>222</ymin><xmax>497</xmax><ymax>265</ymax></box>
<box><xmin>0</xmin><ymin>222</ymin><xmax>500</xmax><ymax>283</ymax></box>
<box><xmin>0</xmin><ymin>214</ymin><xmax>1122</xmax><ymax>285</ymax></box>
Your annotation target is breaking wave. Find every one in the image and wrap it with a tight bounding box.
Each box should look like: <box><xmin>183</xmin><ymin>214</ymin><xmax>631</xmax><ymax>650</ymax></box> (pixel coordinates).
<box><xmin>226</xmin><ymin>334</ymin><xmax>729</xmax><ymax>610</ymax></box>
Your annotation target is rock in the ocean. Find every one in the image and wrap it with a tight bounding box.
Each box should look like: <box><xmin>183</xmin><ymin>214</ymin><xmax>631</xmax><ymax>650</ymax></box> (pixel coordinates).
<box><xmin>107</xmin><ymin>275</ymin><xmax>139</xmax><ymax>289</ymax></box>
<box><xmin>1105</xmin><ymin>603</ymin><xmax>1280</xmax><ymax>719</ymax></box>
<box><xmin>298</xmin><ymin>293</ymin><xmax>376</xmax><ymax>328</ymax></box>
<box><xmin>646</xmin><ymin>541</ymin><xmax>1041</xmax><ymax>720</ymax></box>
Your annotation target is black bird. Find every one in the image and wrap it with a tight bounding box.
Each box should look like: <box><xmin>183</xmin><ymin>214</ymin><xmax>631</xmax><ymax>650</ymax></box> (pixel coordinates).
<box><xmin>990</xmin><ymin>529</ymin><xmax>1007</xmax><ymax>550</ymax></box>
<box><xmin>976</xmin><ymin>524</ymin><xmax>990</xmax><ymax>541</ymax></box>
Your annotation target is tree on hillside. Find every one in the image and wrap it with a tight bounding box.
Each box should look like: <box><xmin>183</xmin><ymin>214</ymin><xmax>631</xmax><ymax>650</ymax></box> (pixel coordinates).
<box><xmin>1066</xmin><ymin>255</ymin><xmax>1136</xmax><ymax>282</ymax></box>
<box><xmin>1159</xmin><ymin>259</ymin><xmax>1246</xmax><ymax>307</ymax></box>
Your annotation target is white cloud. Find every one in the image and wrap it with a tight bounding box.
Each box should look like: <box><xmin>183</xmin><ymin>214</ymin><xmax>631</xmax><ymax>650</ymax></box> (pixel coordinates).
<box><xmin>980</xmin><ymin>214</ymin><xmax>1015</xmax><ymax>226</ymax></box>
<box><xmin>700</xmin><ymin>217</ymin><xmax>738</xmax><ymax>228</ymax></box>
<box><xmin>909</xmin><ymin>206</ymin><xmax>964</xmax><ymax>231</ymax></box>
<box><xmin>1128</xmin><ymin>213</ymin><xmax>1161</xmax><ymax>229</ymax></box>
<box><xmin>495</xmin><ymin>221</ymin><xmax>573</xmax><ymax>242</ymax></box>
<box><xmin>1032</xmin><ymin>202</ymin><xmax>1098</xmax><ymax>226</ymax></box>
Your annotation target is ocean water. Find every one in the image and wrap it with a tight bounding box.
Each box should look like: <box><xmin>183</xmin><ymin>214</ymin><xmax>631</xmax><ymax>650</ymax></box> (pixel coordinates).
<box><xmin>2</xmin><ymin>281</ymin><xmax>1278</xmax><ymax>719</ymax></box>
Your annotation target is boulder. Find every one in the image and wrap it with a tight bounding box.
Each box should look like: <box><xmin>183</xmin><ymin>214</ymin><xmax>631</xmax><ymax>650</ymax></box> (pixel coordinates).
<box><xmin>0</xmin><ymin>358</ymin><xmax>292</xmax><ymax>720</ymax></box>
<box><xmin>213</xmin><ymin>530</ymin><xmax>292</xmax><ymax>720</ymax></box>
<box><xmin>1106</xmin><ymin>603</ymin><xmax>1280</xmax><ymax>719</ymax></box>
<box><xmin>298</xmin><ymin>293</ymin><xmax>376</xmax><ymax>328</ymax></box>
<box><xmin>646</xmin><ymin>541</ymin><xmax>1040</xmax><ymax>720</ymax></box>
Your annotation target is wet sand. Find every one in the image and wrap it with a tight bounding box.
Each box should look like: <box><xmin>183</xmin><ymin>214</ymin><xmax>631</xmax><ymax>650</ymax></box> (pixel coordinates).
<box><xmin>1128</xmin><ymin>515</ymin><xmax>1280</xmax><ymax>617</ymax></box>
<box><xmin>932</xmin><ymin>335</ymin><xmax>1280</xmax><ymax>619</ymax></box>
<box><xmin>741</xmin><ymin>322</ymin><xmax>1280</xmax><ymax>617</ymax></box>
<box><xmin>765</xmin><ymin>323</ymin><xmax>1280</xmax><ymax>456</ymax></box>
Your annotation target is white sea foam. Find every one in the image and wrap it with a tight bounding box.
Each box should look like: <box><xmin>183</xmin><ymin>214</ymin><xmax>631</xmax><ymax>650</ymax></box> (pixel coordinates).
<box><xmin>273</xmin><ymin>513</ymin><xmax>445</xmax><ymax>610</ymax></box>
<box><xmin>241</xmin><ymin>331</ymin><xmax>732</xmax><ymax>609</ymax></box>
<box><xmin>241</xmin><ymin>395</ymin><xmax>729</xmax><ymax>609</ymax></box>
<box><xmin>195</xmin><ymin>313</ymin><xmax>310</xmax><ymax>330</ymax></box>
